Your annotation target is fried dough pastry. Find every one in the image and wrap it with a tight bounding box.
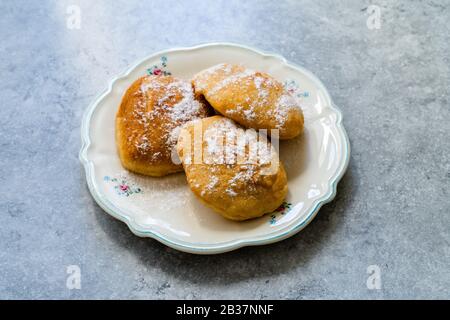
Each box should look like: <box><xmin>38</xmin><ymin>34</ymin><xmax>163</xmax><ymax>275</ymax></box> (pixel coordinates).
<box><xmin>177</xmin><ymin>116</ymin><xmax>288</xmax><ymax>221</ymax></box>
<box><xmin>192</xmin><ymin>63</ymin><xmax>304</xmax><ymax>139</ymax></box>
<box><xmin>116</xmin><ymin>75</ymin><xmax>212</xmax><ymax>176</ymax></box>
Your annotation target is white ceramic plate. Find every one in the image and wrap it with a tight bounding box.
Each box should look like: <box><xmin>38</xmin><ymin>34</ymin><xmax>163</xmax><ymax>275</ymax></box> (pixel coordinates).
<box><xmin>80</xmin><ymin>43</ymin><xmax>350</xmax><ymax>254</ymax></box>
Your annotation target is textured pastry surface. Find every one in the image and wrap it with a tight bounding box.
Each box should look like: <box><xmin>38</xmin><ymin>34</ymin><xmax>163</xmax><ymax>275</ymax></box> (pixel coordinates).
<box><xmin>176</xmin><ymin>116</ymin><xmax>288</xmax><ymax>221</ymax></box>
<box><xmin>116</xmin><ymin>75</ymin><xmax>212</xmax><ymax>176</ymax></box>
<box><xmin>192</xmin><ymin>63</ymin><xmax>304</xmax><ymax>139</ymax></box>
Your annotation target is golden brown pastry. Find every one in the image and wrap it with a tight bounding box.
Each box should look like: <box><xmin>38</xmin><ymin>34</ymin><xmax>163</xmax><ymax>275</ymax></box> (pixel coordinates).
<box><xmin>177</xmin><ymin>115</ymin><xmax>288</xmax><ymax>221</ymax></box>
<box><xmin>192</xmin><ymin>63</ymin><xmax>304</xmax><ymax>139</ymax></box>
<box><xmin>116</xmin><ymin>75</ymin><xmax>212</xmax><ymax>176</ymax></box>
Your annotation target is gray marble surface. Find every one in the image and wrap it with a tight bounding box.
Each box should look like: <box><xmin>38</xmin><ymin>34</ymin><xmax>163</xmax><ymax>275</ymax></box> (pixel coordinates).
<box><xmin>1</xmin><ymin>0</ymin><xmax>449</xmax><ymax>299</ymax></box>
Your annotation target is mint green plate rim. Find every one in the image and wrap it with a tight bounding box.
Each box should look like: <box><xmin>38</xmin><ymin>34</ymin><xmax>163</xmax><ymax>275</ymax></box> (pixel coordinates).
<box><xmin>79</xmin><ymin>42</ymin><xmax>351</xmax><ymax>254</ymax></box>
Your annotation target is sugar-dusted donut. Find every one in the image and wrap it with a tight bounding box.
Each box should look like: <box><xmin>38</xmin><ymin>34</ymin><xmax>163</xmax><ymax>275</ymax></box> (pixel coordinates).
<box><xmin>192</xmin><ymin>63</ymin><xmax>304</xmax><ymax>139</ymax></box>
<box><xmin>116</xmin><ymin>75</ymin><xmax>212</xmax><ymax>176</ymax></box>
<box><xmin>176</xmin><ymin>115</ymin><xmax>288</xmax><ymax>220</ymax></box>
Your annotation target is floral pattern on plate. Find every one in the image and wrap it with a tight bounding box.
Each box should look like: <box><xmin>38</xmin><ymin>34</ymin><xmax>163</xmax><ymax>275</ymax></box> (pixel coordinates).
<box><xmin>104</xmin><ymin>175</ymin><xmax>142</xmax><ymax>197</ymax></box>
<box><xmin>284</xmin><ymin>79</ymin><xmax>309</xmax><ymax>98</ymax></box>
<box><xmin>269</xmin><ymin>201</ymin><xmax>292</xmax><ymax>225</ymax></box>
<box><xmin>147</xmin><ymin>56</ymin><xmax>171</xmax><ymax>76</ymax></box>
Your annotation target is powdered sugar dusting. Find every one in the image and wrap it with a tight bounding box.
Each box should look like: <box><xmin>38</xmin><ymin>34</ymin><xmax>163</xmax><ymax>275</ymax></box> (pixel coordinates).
<box><xmin>194</xmin><ymin>118</ymin><xmax>277</xmax><ymax>198</ymax></box>
<box><xmin>131</xmin><ymin>76</ymin><xmax>209</xmax><ymax>160</ymax></box>
<box><xmin>209</xmin><ymin>68</ymin><xmax>255</xmax><ymax>95</ymax></box>
<box><xmin>273</xmin><ymin>92</ymin><xmax>299</xmax><ymax>127</ymax></box>
<box><xmin>194</xmin><ymin>63</ymin><xmax>233</xmax><ymax>91</ymax></box>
